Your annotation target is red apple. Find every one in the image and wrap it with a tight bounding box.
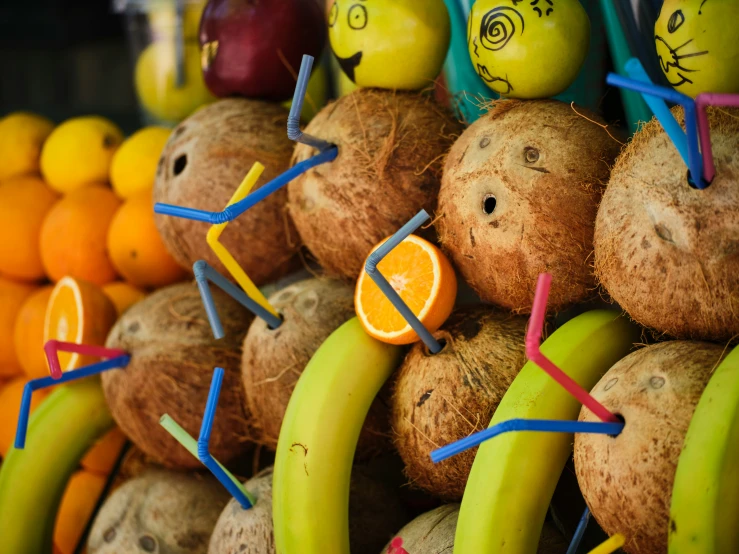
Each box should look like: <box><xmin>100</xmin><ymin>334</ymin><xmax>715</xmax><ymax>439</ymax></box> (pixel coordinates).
<box><xmin>199</xmin><ymin>0</ymin><xmax>327</xmax><ymax>101</ymax></box>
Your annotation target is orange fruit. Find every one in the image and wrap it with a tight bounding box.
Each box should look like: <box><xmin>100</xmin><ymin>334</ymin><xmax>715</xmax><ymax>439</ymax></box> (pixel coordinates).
<box><xmin>81</xmin><ymin>426</ymin><xmax>127</xmax><ymax>475</ymax></box>
<box><xmin>13</xmin><ymin>285</ymin><xmax>54</xmax><ymax>379</ymax></box>
<box><xmin>106</xmin><ymin>191</ymin><xmax>187</xmax><ymax>288</ymax></box>
<box><xmin>0</xmin><ymin>277</ymin><xmax>36</xmax><ymax>378</ymax></box>
<box><xmin>40</xmin><ymin>185</ymin><xmax>121</xmax><ymax>286</ymax></box>
<box><xmin>54</xmin><ymin>470</ymin><xmax>107</xmax><ymax>554</ymax></box>
<box><xmin>355</xmin><ymin>235</ymin><xmax>457</xmax><ymax>345</ymax></box>
<box><xmin>0</xmin><ymin>176</ymin><xmax>59</xmax><ymax>282</ymax></box>
<box><xmin>102</xmin><ymin>281</ymin><xmax>147</xmax><ymax>316</ymax></box>
<box><xmin>0</xmin><ymin>377</ymin><xmax>50</xmax><ymax>456</ymax></box>
<box><xmin>44</xmin><ymin>277</ymin><xmax>118</xmax><ymax>373</ymax></box>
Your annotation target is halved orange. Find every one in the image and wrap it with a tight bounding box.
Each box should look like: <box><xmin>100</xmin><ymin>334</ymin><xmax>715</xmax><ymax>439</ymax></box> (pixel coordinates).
<box><xmin>355</xmin><ymin>234</ymin><xmax>457</xmax><ymax>345</ymax></box>
<box><xmin>43</xmin><ymin>276</ymin><xmax>118</xmax><ymax>373</ymax></box>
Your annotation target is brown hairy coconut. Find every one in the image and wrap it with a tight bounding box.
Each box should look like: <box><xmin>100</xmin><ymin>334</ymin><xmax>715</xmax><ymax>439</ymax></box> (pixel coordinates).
<box><xmin>88</xmin><ymin>469</ymin><xmax>230</xmax><ymax>554</ymax></box>
<box><xmin>288</xmin><ymin>88</ymin><xmax>463</xmax><ymax>279</ymax></box>
<box><xmin>574</xmin><ymin>341</ymin><xmax>725</xmax><ymax>554</ymax></box>
<box><xmin>153</xmin><ymin>98</ymin><xmax>300</xmax><ymax>285</ymax></box>
<box><xmin>437</xmin><ymin>99</ymin><xmax>623</xmax><ymax>312</ymax></box>
<box><xmin>103</xmin><ymin>282</ymin><xmax>254</xmax><ymax>469</ymax></box>
<box><xmin>209</xmin><ymin>465</ymin><xmax>409</xmax><ymax>554</ymax></box>
<box><xmin>595</xmin><ymin>107</ymin><xmax>739</xmax><ymax>341</ymax></box>
<box><xmin>392</xmin><ymin>306</ymin><xmax>528</xmax><ymax>500</ymax></box>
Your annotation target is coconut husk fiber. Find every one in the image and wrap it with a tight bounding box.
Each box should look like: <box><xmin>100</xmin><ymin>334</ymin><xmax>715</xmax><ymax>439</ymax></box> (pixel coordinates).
<box><xmin>288</xmin><ymin>88</ymin><xmax>464</xmax><ymax>279</ymax></box>
<box><xmin>153</xmin><ymin>98</ymin><xmax>300</xmax><ymax>286</ymax></box>
<box><xmin>437</xmin><ymin>99</ymin><xmax>624</xmax><ymax>312</ymax></box>
<box><xmin>392</xmin><ymin>306</ymin><xmax>528</xmax><ymax>500</ymax></box>
<box><xmin>103</xmin><ymin>282</ymin><xmax>255</xmax><ymax>469</ymax></box>
<box><xmin>595</xmin><ymin>106</ymin><xmax>739</xmax><ymax>341</ymax></box>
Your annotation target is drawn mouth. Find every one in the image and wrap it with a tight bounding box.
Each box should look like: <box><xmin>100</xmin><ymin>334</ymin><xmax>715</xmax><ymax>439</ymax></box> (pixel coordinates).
<box><xmin>654</xmin><ymin>35</ymin><xmax>708</xmax><ymax>88</ymax></box>
<box><xmin>476</xmin><ymin>64</ymin><xmax>513</xmax><ymax>94</ymax></box>
<box><xmin>332</xmin><ymin>50</ymin><xmax>363</xmax><ymax>83</ymax></box>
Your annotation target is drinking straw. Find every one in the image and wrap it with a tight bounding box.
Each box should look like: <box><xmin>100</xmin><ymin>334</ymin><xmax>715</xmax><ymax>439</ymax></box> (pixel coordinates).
<box><xmin>44</xmin><ymin>339</ymin><xmax>127</xmax><ymax>380</ymax></box>
<box><xmin>566</xmin><ymin>507</ymin><xmax>591</xmax><ymax>554</ymax></box>
<box><xmin>430</xmin><ymin>419</ymin><xmax>623</xmax><ymax>463</ymax></box>
<box><xmin>587</xmin><ymin>534</ymin><xmax>625</xmax><ymax>554</ymax></box>
<box><xmin>365</xmin><ymin>209</ymin><xmax>444</xmax><ymax>354</ymax></box>
<box><xmin>194</xmin><ymin>261</ymin><xmax>282</xmax><ymax>338</ymax></box>
<box><xmin>206</xmin><ymin>162</ymin><xmax>278</xmax><ymax>316</ymax></box>
<box><xmin>606</xmin><ymin>73</ymin><xmax>706</xmax><ymax>188</ymax></box>
<box><xmin>625</xmin><ymin>58</ymin><xmax>689</xmax><ymax>167</ymax></box>
<box><xmin>154</xmin><ymin>147</ymin><xmax>338</xmax><ymax>224</ymax></box>
<box><xmin>695</xmin><ymin>92</ymin><xmax>739</xmax><ymax>183</ymax></box>
<box><xmin>388</xmin><ymin>537</ymin><xmax>409</xmax><ymax>554</ymax></box>
<box><xmin>14</xmin><ymin>355</ymin><xmax>131</xmax><ymax>449</ymax></box>
<box><xmin>287</xmin><ymin>55</ymin><xmax>335</xmax><ymax>152</ymax></box>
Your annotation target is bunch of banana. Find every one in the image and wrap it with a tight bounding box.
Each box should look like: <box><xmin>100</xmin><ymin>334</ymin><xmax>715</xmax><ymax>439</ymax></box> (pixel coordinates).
<box><xmin>454</xmin><ymin>310</ymin><xmax>640</xmax><ymax>553</ymax></box>
<box><xmin>272</xmin><ymin>317</ymin><xmax>404</xmax><ymax>554</ymax></box>
<box><xmin>0</xmin><ymin>377</ymin><xmax>114</xmax><ymax>552</ymax></box>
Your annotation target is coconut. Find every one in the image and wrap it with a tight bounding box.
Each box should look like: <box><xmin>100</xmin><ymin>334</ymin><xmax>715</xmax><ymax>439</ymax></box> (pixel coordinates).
<box><xmin>594</xmin><ymin>107</ymin><xmax>739</xmax><ymax>341</ymax></box>
<box><xmin>88</xmin><ymin>469</ymin><xmax>230</xmax><ymax>554</ymax></box>
<box><xmin>574</xmin><ymin>341</ymin><xmax>725</xmax><ymax>554</ymax></box>
<box><xmin>209</xmin><ymin>465</ymin><xmax>409</xmax><ymax>554</ymax></box>
<box><xmin>437</xmin><ymin>99</ymin><xmax>623</xmax><ymax>312</ymax></box>
<box><xmin>288</xmin><ymin>88</ymin><xmax>464</xmax><ymax>279</ymax></box>
<box><xmin>391</xmin><ymin>306</ymin><xmax>528</xmax><ymax>500</ymax></box>
<box><xmin>103</xmin><ymin>282</ymin><xmax>254</xmax><ymax>469</ymax></box>
<box><xmin>153</xmin><ymin>98</ymin><xmax>300</xmax><ymax>286</ymax></box>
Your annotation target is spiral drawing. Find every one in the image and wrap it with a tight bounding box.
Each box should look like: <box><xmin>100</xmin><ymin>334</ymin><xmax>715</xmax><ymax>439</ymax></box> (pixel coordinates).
<box><xmin>479</xmin><ymin>7</ymin><xmax>525</xmax><ymax>52</ymax></box>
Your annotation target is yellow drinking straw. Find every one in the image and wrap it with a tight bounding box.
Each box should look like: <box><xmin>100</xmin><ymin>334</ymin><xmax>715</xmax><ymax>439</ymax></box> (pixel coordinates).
<box><xmin>206</xmin><ymin>162</ymin><xmax>279</xmax><ymax>317</ymax></box>
<box><xmin>587</xmin><ymin>533</ymin><xmax>625</xmax><ymax>554</ymax></box>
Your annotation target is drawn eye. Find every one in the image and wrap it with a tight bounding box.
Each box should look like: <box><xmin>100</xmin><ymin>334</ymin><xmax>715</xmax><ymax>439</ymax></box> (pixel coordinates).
<box><xmin>348</xmin><ymin>4</ymin><xmax>367</xmax><ymax>30</ymax></box>
<box><xmin>328</xmin><ymin>2</ymin><xmax>338</xmax><ymax>27</ymax></box>
<box><xmin>667</xmin><ymin>9</ymin><xmax>685</xmax><ymax>33</ymax></box>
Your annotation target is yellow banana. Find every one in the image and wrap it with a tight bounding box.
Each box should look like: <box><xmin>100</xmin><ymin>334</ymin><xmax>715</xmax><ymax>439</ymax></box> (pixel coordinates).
<box><xmin>0</xmin><ymin>377</ymin><xmax>114</xmax><ymax>553</ymax></box>
<box><xmin>272</xmin><ymin>317</ymin><xmax>404</xmax><ymax>554</ymax></box>
<box><xmin>455</xmin><ymin>310</ymin><xmax>639</xmax><ymax>553</ymax></box>
<box><xmin>669</xmin><ymin>344</ymin><xmax>739</xmax><ymax>554</ymax></box>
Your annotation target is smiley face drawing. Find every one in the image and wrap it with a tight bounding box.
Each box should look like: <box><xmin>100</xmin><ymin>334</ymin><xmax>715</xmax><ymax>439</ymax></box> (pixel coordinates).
<box><xmin>655</xmin><ymin>0</ymin><xmax>739</xmax><ymax>97</ymax></box>
<box><xmin>467</xmin><ymin>0</ymin><xmax>590</xmax><ymax>99</ymax></box>
<box><xmin>328</xmin><ymin>0</ymin><xmax>451</xmax><ymax>90</ymax></box>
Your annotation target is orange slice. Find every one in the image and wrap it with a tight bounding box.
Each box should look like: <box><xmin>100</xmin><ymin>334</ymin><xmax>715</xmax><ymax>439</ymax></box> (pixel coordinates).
<box><xmin>54</xmin><ymin>469</ymin><xmax>107</xmax><ymax>554</ymax></box>
<box><xmin>355</xmin><ymin>234</ymin><xmax>457</xmax><ymax>345</ymax></box>
<box><xmin>43</xmin><ymin>276</ymin><xmax>118</xmax><ymax>373</ymax></box>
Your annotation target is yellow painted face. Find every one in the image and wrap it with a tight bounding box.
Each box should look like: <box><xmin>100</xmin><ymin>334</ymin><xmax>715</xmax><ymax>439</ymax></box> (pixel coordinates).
<box><xmin>655</xmin><ymin>0</ymin><xmax>739</xmax><ymax>97</ymax></box>
<box><xmin>467</xmin><ymin>0</ymin><xmax>590</xmax><ymax>99</ymax></box>
<box><xmin>328</xmin><ymin>0</ymin><xmax>451</xmax><ymax>91</ymax></box>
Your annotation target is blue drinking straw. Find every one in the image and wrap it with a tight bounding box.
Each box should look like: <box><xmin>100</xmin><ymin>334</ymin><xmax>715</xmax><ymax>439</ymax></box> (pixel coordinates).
<box><xmin>193</xmin><ymin>260</ymin><xmax>282</xmax><ymax>339</ymax></box>
<box><xmin>430</xmin><ymin>419</ymin><xmax>624</xmax><ymax>463</ymax></box>
<box><xmin>566</xmin><ymin>507</ymin><xmax>592</xmax><ymax>554</ymax></box>
<box><xmin>287</xmin><ymin>55</ymin><xmax>335</xmax><ymax>152</ymax></box>
<box><xmin>365</xmin><ymin>210</ymin><xmax>444</xmax><ymax>354</ymax></box>
<box><xmin>624</xmin><ymin>57</ymin><xmax>689</xmax><ymax>167</ymax></box>
<box><xmin>606</xmin><ymin>73</ymin><xmax>706</xmax><ymax>188</ymax></box>
<box><xmin>14</xmin><ymin>355</ymin><xmax>131</xmax><ymax>449</ymax></box>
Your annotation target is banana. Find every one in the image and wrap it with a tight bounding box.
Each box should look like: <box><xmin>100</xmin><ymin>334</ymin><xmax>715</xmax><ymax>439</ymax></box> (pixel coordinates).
<box><xmin>0</xmin><ymin>377</ymin><xmax>114</xmax><ymax>553</ymax></box>
<box><xmin>455</xmin><ymin>310</ymin><xmax>640</xmax><ymax>553</ymax></box>
<box><xmin>669</xmin><ymin>344</ymin><xmax>739</xmax><ymax>554</ymax></box>
<box><xmin>272</xmin><ymin>317</ymin><xmax>404</xmax><ymax>554</ymax></box>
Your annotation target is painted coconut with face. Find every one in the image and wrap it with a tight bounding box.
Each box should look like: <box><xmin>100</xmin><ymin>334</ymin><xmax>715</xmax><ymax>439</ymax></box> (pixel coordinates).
<box><xmin>467</xmin><ymin>0</ymin><xmax>590</xmax><ymax>99</ymax></box>
<box><xmin>328</xmin><ymin>0</ymin><xmax>450</xmax><ymax>90</ymax></box>
<box><xmin>655</xmin><ymin>0</ymin><xmax>739</xmax><ymax>97</ymax></box>
<box><xmin>437</xmin><ymin>99</ymin><xmax>623</xmax><ymax>313</ymax></box>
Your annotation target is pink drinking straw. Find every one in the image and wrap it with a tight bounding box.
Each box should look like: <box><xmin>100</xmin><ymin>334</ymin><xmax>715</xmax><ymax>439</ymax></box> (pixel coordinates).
<box><xmin>695</xmin><ymin>92</ymin><xmax>739</xmax><ymax>183</ymax></box>
<box><xmin>526</xmin><ymin>274</ymin><xmax>620</xmax><ymax>424</ymax></box>
<box><xmin>45</xmin><ymin>339</ymin><xmax>127</xmax><ymax>380</ymax></box>
<box><xmin>388</xmin><ymin>538</ymin><xmax>409</xmax><ymax>554</ymax></box>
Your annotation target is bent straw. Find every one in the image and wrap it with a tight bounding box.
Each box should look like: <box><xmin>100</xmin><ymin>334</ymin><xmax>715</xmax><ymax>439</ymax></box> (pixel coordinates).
<box><xmin>566</xmin><ymin>507</ymin><xmax>591</xmax><ymax>554</ymax></box>
<box><xmin>587</xmin><ymin>534</ymin><xmax>625</xmax><ymax>554</ymax></box>
<box><xmin>14</xmin><ymin>355</ymin><xmax>131</xmax><ymax>449</ymax></box>
<box><xmin>430</xmin><ymin>419</ymin><xmax>623</xmax><ymax>463</ymax></box>
<box><xmin>388</xmin><ymin>537</ymin><xmax>409</xmax><ymax>554</ymax></box>
<box><xmin>287</xmin><ymin>55</ymin><xmax>334</xmax><ymax>151</ymax></box>
<box><xmin>695</xmin><ymin>92</ymin><xmax>739</xmax><ymax>183</ymax></box>
<box><xmin>606</xmin><ymin>73</ymin><xmax>706</xmax><ymax>188</ymax></box>
<box><xmin>365</xmin><ymin>210</ymin><xmax>444</xmax><ymax>354</ymax></box>
<box><xmin>528</xmin><ymin>274</ymin><xmax>621</xmax><ymax>423</ymax></box>
<box><xmin>153</xmin><ymin>147</ymin><xmax>338</xmax><ymax>223</ymax></box>
<box><xmin>45</xmin><ymin>340</ymin><xmax>127</xmax><ymax>380</ymax></box>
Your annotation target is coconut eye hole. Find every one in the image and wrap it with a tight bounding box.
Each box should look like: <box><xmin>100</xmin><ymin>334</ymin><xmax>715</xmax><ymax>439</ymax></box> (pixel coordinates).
<box><xmin>482</xmin><ymin>194</ymin><xmax>497</xmax><ymax>215</ymax></box>
<box><xmin>479</xmin><ymin>136</ymin><xmax>491</xmax><ymax>149</ymax></box>
<box><xmin>139</xmin><ymin>535</ymin><xmax>157</xmax><ymax>552</ymax></box>
<box><xmin>173</xmin><ymin>154</ymin><xmax>187</xmax><ymax>176</ymax></box>
<box><xmin>524</xmin><ymin>147</ymin><xmax>539</xmax><ymax>163</ymax></box>
<box><xmin>103</xmin><ymin>528</ymin><xmax>116</xmax><ymax>543</ymax></box>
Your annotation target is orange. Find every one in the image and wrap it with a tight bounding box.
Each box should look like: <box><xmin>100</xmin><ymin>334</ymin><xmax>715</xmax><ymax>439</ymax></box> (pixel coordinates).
<box><xmin>81</xmin><ymin>426</ymin><xmax>127</xmax><ymax>475</ymax></box>
<box><xmin>54</xmin><ymin>470</ymin><xmax>107</xmax><ymax>554</ymax></box>
<box><xmin>0</xmin><ymin>377</ymin><xmax>50</xmax><ymax>456</ymax></box>
<box><xmin>13</xmin><ymin>285</ymin><xmax>54</xmax><ymax>379</ymax></box>
<box><xmin>355</xmin><ymin>234</ymin><xmax>457</xmax><ymax>345</ymax></box>
<box><xmin>0</xmin><ymin>176</ymin><xmax>59</xmax><ymax>282</ymax></box>
<box><xmin>40</xmin><ymin>185</ymin><xmax>121</xmax><ymax>286</ymax></box>
<box><xmin>0</xmin><ymin>277</ymin><xmax>36</xmax><ymax>378</ymax></box>
<box><xmin>106</xmin><ymin>191</ymin><xmax>187</xmax><ymax>289</ymax></box>
<box><xmin>102</xmin><ymin>281</ymin><xmax>147</xmax><ymax>316</ymax></box>
<box><xmin>44</xmin><ymin>277</ymin><xmax>118</xmax><ymax>373</ymax></box>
